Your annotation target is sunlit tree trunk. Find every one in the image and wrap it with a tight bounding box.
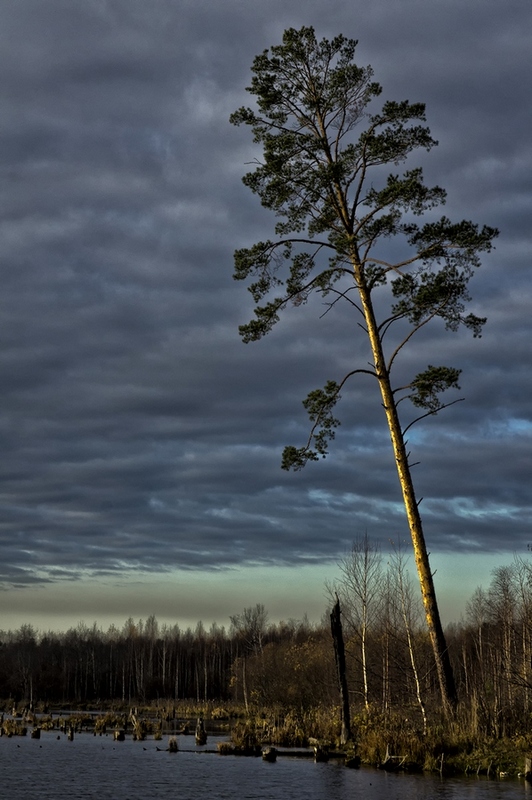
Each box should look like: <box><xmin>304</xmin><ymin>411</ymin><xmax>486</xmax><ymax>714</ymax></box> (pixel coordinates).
<box><xmin>350</xmin><ymin>260</ymin><xmax>457</xmax><ymax>712</ymax></box>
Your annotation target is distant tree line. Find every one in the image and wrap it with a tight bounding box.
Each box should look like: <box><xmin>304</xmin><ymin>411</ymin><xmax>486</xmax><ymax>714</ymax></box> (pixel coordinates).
<box><xmin>0</xmin><ymin>608</ymin><xmax>334</xmax><ymax>710</ymax></box>
<box><xmin>1</xmin><ymin>552</ymin><xmax>531</xmax><ymax>740</ymax></box>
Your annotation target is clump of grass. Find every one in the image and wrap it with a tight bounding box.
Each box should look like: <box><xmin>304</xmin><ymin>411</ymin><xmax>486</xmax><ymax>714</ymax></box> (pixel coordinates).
<box><xmin>210</xmin><ymin>706</ymin><xmax>232</xmax><ymax>720</ymax></box>
<box><xmin>63</xmin><ymin>714</ymin><xmax>92</xmax><ymax>732</ymax></box>
<box><xmin>227</xmin><ymin>721</ymin><xmax>262</xmax><ymax>755</ymax></box>
<box><xmin>219</xmin><ymin>705</ymin><xmax>343</xmax><ymax>750</ymax></box>
<box><xmin>2</xmin><ymin>719</ymin><xmax>27</xmax><ymax>737</ymax></box>
<box><xmin>230</xmin><ymin>721</ymin><xmax>259</xmax><ymax>748</ymax></box>
<box><xmin>130</xmin><ymin>716</ymin><xmax>153</xmax><ymax>741</ymax></box>
<box><xmin>271</xmin><ymin>712</ymin><xmax>308</xmax><ymax>747</ymax></box>
<box><xmin>94</xmin><ymin>712</ymin><xmax>126</xmax><ymax>734</ymax></box>
<box><xmin>453</xmin><ymin>736</ymin><xmax>530</xmax><ymax>777</ymax></box>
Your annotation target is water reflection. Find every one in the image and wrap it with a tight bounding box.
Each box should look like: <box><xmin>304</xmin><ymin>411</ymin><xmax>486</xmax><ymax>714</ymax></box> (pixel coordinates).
<box><xmin>0</xmin><ymin>732</ymin><xmax>529</xmax><ymax>800</ymax></box>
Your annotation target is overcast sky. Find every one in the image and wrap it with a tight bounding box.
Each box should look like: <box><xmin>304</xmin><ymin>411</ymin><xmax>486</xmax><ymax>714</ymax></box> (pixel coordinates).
<box><xmin>1</xmin><ymin>0</ymin><xmax>530</xmax><ymax>633</ymax></box>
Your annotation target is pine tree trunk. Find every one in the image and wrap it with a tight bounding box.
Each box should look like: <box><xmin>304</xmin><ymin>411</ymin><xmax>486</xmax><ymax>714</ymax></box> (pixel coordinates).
<box><xmin>354</xmin><ymin>262</ymin><xmax>458</xmax><ymax>712</ymax></box>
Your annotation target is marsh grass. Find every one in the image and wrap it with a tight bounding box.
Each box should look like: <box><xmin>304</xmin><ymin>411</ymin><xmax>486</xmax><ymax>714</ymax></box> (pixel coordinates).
<box><xmin>1</xmin><ymin>719</ymin><xmax>27</xmax><ymax>736</ymax></box>
<box><xmin>94</xmin><ymin>712</ymin><xmax>126</xmax><ymax>734</ymax></box>
<box><xmin>349</xmin><ymin>709</ymin><xmax>532</xmax><ymax>776</ymax></box>
<box><xmin>218</xmin><ymin>704</ymin><xmax>532</xmax><ymax>777</ymax></box>
<box><xmin>3</xmin><ymin>696</ymin><xmax>529</xmax><ymax>775</ymax></box>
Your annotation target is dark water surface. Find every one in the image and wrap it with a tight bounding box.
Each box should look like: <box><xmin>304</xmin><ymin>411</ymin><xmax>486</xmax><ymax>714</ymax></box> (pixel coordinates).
<box><xmin>0</xmin><ymin>732</ymin><xmax>530</xmax><ymax>800</ymax></box>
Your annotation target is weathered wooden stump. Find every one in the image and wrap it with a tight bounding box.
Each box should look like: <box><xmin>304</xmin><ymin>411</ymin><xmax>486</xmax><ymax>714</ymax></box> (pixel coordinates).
<box><xmin>262</xmin><ymin>746</ymin><xmax>277</xmax><ymax>762</ymax></box>
<box><xmin>195</xmin><ymin>717</ymin><xmax>207</xmax><ymax>746</ymax></box>
<box><xmin>313</xmin><ymin>745</ymin><xmax>329</xmax><ymax>763</ymax></box>
<box><xmin>31</xmin><ymin>728</ymin><xmax>41</xmax><ymax>739</ymax></box>
<box><xmin>114</xmin><ymin>729</ymin><xmax>125</xmax><ymax>741</ymax></box>
<box><xmin>345</xmin><ymin>755</ymin><xmax>361</xmax><ymax>769</ymax></box>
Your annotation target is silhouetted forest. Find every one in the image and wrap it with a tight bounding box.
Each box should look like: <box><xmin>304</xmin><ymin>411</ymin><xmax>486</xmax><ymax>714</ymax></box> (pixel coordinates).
<box><xmin>1</xmin><ymin>552</ymin><xmax>531</xmax><ymax>741</ymax></box>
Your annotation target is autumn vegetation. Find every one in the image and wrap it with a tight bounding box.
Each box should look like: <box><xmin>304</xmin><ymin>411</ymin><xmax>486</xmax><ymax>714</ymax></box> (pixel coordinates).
<box><xmin>1</xmin><ymin>552</ymin><xmax>532</xmax><ymax>774</ymax></box>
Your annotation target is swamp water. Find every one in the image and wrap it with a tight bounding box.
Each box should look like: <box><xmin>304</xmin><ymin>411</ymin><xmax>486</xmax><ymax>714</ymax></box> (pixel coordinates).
<box><xmin>0</xmin><ymin>732</ymin><xmax>531</xmax><ymax>800</ymax></box>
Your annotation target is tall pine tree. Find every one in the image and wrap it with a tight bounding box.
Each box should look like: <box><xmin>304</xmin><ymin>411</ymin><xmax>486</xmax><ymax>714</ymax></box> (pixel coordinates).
<box><xmin>231</xmin><ymin>27</ymin><xmax>497</xmax><ymax>712</ymax></box>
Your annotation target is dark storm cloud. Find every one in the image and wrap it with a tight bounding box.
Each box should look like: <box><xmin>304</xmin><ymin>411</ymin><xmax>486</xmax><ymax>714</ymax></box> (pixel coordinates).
<box><xmin>0</xmin><ymin>0</ymin><xmax>531</xmax><ymax>588</ymax></box>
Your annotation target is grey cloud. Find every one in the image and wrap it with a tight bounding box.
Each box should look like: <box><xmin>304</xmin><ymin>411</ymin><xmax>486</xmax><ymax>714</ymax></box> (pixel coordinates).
<box><xmin>0</xmin><ymin>0</ymin><xmax>530</xmax><ymax>591</ymax></box>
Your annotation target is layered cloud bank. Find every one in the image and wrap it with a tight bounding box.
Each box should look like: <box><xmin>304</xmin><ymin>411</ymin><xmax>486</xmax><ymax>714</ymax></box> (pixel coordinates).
<box><xmin>0</xmin><ymin>1</ymin><xmax>530</xmax><ymax>607</ymax></box>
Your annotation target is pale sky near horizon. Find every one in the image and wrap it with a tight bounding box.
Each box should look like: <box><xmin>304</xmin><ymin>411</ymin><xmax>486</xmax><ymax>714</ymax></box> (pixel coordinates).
<box><xmin>0</xmin><ymin>0</ymin><xmax>531</xmax><ymax>634</ymax></box>
<box><xmin>0</xmin><ymin>553</ymin><xmax>522</xmax><ymax>635</ymax></box>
